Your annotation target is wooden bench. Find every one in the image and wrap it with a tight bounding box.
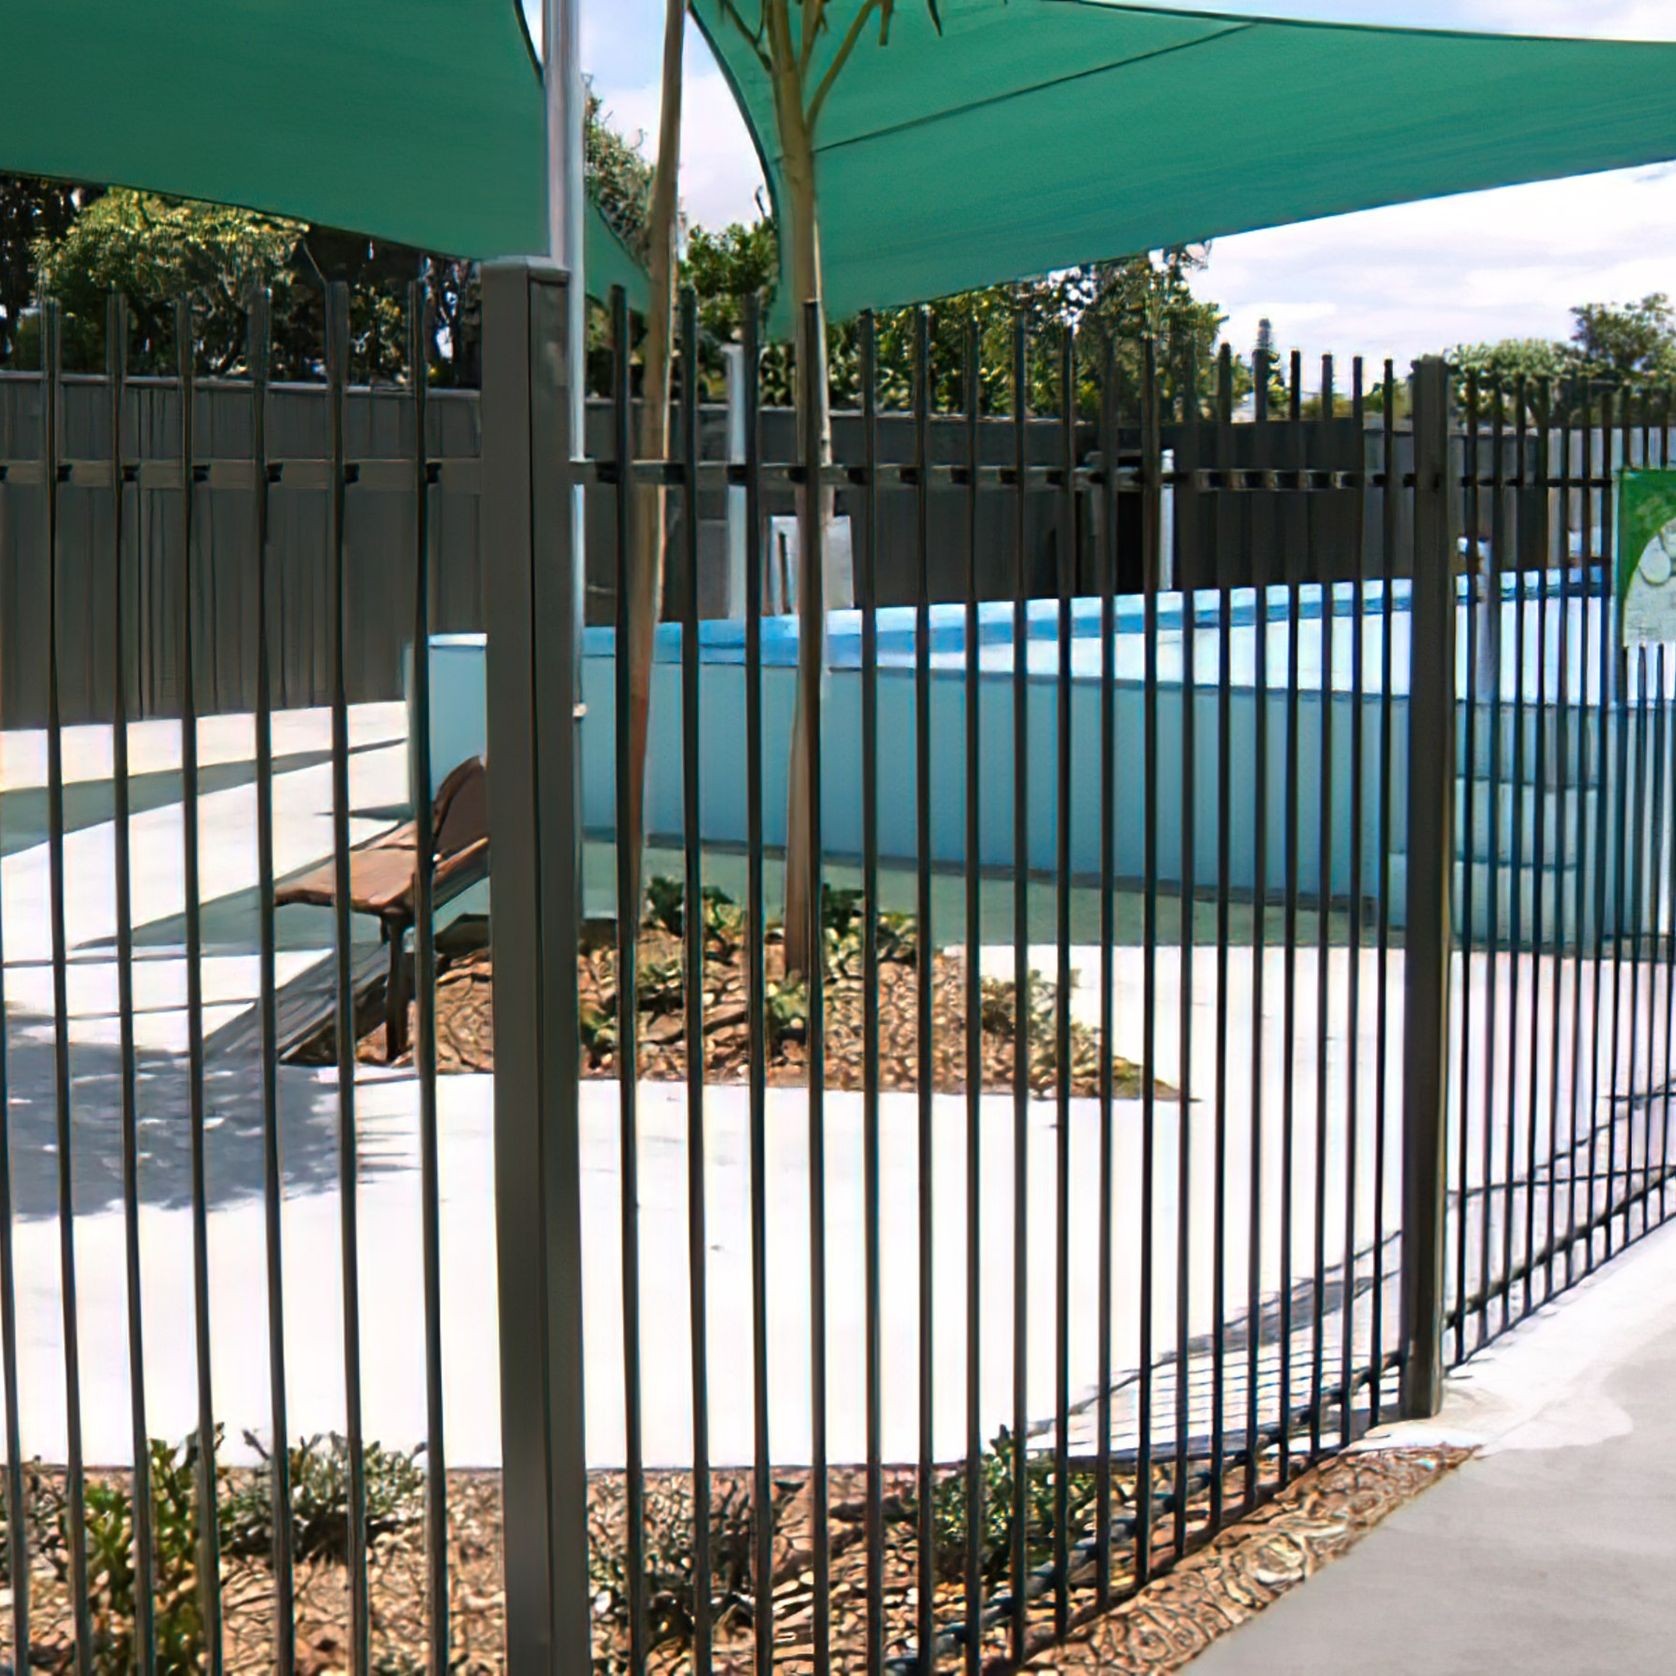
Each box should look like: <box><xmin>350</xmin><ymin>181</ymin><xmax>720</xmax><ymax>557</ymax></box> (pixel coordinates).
<box><xmin>275</xmin><ymin>755</ymin><xmax>489</xmax><ymax>1061</ymax></box>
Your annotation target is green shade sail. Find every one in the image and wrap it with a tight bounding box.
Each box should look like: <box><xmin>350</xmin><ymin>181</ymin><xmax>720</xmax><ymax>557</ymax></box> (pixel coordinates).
<box><xmin>692</xmin><ymin>0</ymin><xmax>1676</xmax><ymax>327</ymax></box>
<box><xmin>9</xmin><ymin>2</ymin><xmax>1675</xmax><ymax>331</ymax></box>
<box><xmin>1</xmin><ymin>0</ymin><xmax>646</xmax><ymax>309</ymax></box>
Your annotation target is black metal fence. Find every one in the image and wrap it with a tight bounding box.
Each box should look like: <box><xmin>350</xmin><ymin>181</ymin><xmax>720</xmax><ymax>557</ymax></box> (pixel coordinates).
<box><xmin>0</xmin><ymin>256</ymin><xmax>1672</xmax><ymax>1674</ymax></box>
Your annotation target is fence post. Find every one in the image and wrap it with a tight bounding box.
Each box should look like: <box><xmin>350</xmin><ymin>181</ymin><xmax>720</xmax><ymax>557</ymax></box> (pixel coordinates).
<box><xmin>1399</xmin><ymin>356</ymin><xmax>1458</xmax><ymax>1419</ymax></box>
<box><xmin>481</xmin><ymin>258</ymin><xmax>592</xmax><ymax>1670</ymax></box>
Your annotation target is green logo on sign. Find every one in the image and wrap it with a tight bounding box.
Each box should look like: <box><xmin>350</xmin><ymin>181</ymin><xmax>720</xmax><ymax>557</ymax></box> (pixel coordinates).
<box><xmin>1619</xmin><ymin>469</ymin><xmax>1676</xmax><ymax>647</ymax></box>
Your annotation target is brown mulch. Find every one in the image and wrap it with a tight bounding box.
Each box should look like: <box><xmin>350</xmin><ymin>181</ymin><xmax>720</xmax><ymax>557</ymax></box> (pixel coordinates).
<box><xmin>307</xmin><ymin>923</ymin><xmax>1168</xmax><ymax>1102</ymax></box>
<box><xmin>1017</xmin><ymin>1447</ymin><xmax>1471</xmax><ymax>1672</ymax></box>
<box><xmin>3</xmin><ymin>1449</ymin><xmax>1465</xmax><ymax>1672</ymax></box>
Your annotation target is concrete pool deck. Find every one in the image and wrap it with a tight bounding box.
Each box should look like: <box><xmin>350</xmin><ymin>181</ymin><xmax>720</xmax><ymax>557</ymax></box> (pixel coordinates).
<box><xmin>0</xmin><ymin>709</ymin><xmax>1667</xmax><ymax>1473</ymax></box>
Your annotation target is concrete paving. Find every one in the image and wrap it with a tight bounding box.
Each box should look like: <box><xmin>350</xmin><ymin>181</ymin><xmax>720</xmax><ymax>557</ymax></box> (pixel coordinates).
<box><xmin>1195</xmin><ymin>1215</ymin><xmax>1676</xmax><ymax>1676</ymax></box>
<box><xmin>0</xmin><ymin>707</ymin><xmax>1670</xmax><ymax>1484</ymax></box>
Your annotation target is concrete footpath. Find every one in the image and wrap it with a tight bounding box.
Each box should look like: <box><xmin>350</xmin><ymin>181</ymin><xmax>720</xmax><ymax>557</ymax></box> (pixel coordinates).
<box><xmin>1196</xmin><ymin>1216</ymin><xmax>1676</xmax><ymax>1675</ymax></box>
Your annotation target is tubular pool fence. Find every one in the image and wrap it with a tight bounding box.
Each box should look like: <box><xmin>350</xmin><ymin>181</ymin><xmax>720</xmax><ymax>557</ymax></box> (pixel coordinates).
<box><xmin>0</xmin><ymin>259</ymin><xmax>1671</xmax><ymax>1673</ymax></box>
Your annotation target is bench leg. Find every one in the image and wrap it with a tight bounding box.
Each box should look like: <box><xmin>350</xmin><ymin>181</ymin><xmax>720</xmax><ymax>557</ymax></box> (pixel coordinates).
<box><xmin>385</xmin><ymin>926</ymin><xmax>411</xmax><ymax>1062</ymax></box>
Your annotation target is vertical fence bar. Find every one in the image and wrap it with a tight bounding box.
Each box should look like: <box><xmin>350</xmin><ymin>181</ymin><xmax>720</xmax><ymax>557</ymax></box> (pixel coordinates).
<box><xmin>1658</xmin><ymin>392</ymin><xmax>1676</xmax><ymax>1227</ymax></box>
<box><xmin>105</xmin><ymin>292</ymin><xmax>156</xmax><ymax>1676</ymax></box>
<box><xmin>679</xmin><ymin>287</ymin><xmax>713</xmax><ymax>1676</ymax></box>
<box><xmin>742</xmin><ymin>293</ymin><xmax>774</xmax><ymax>1676</ymax></box>
<box><xmin>1503</xmin><ymin>382</ymin><xmax>1527</xmax><ymax>1329</ymax></box>
<box><xmin>1656</xmin><ymin>657</ymin><xmax>1672</xmax><ymax>1231</ymax></box>
<box><xmin>1210</xmin><ymin>346</ymin><xmax>1233</xmax><ymax>1524</ymax></box>
<box><xmin>1629</xmin><ymin>626</ymin><xmax>1653</xmax><ymax>1246</ymax></box>
<box><xmin>1245</xmin><ymin>349</ymin><xmax>1272</xmax><ymax>1493</ymax></box>
<box><xmin>408</xmin><ymin>281</ymin><xmax>449</xmax><ymax>1674</ymax></box>
<box><xmin>1608</xmin><ymin>392</ymin><xmax>1635</xmax><ymax>1253</ymax></box>
<box><xmin>1399</xmin><ymin>359</ymin><xmax>1457</xmax><ymax>1419</ymax></box>
<box><xmin>248</xmin><ymin>289</ymin><xmax>296</xmax><ymax>1670</ymax></box>
<box><xmin>1644</xmin><ymin>399</ymin><xmax>1665</xmax><ymax>1239</ymax></box>
<box><xmin>1460</xmin><ymin>372</ymin><xmax>1482</xmax><ymax>1359</ymax></box>
<box><xmin>1586</xmin><ymin>391</ymin><xmax>1608</xmax><ymax>1278</ymax></box>
<box><xmin>1551</xmin><ymin>386</ymin><xmax>1576</xmax><ymax>1297</ymax></box>
<box><xmin>1278</xmin><ymin>352</ymin><xmax>1303</xmax><ymax>1477</ymax></box>
<box><xmin>1370</xmin><ymin>360</ymin><xmax>1397</xmax><ymax>1421</ymax></box>
<box><xmin>1310</xmin><ymin>357</ymin><xmax>1335</xmax><ymax>1459</ymax></box>
<box><xmin>1096</xmin><ymin>337</ymin><xmax>1120</xmax><ymax>1600</ymax></box>
<box><xmin>1054</xmin><ymin>326</ymin><xmax>1075</xmax><ymax>1630</ymax></box>
<box><xmin>323</xmin><ymin>282</ymin><xmax>367</xmax><ymax>1676</ymax></box>
<box><xmin>1138</xmin><ymin>333</ymin><xmax>1162</xmax><ymax>1584</ymax></box>
<box><xmin>1572</xmin><ymin>382</ymin><xmax>1598</xmax><ymax>1285</ymax></box>
<box><xmin>1342</xmin><ymin>359</ymin><xmax>1366</xmax><ymax>1444</ymax></box>
<box><xmin>1009</xmin><ymin>313</ymin><xmax>1032</xmax><ymax>1661</ymax></box>
<box><xmin>1173</xmin><ymin>344</ymin><xmax>1197</xmax><ymax>1554</ymax></box>
<box><xmin>0</xmin><ymin>348</ymin><xmax>27</xmax><ymax>1669</ymax></box>
<box><xmin>1526</xmin><ymin>385</ymin><xmax>1551</xmax><ymax>1304</ymax></box>
<box><xmin>962</xmin><ymin>318</ymin><xmax>984</xmax><ymax>1675</ymax></box>
<box><xmin>480</xmin><ymin>260</ymin><xmax>592</xmax><ymax>1671</ymax></box>
<box><xmin>799</xmin><ymin>297</ymin><xmax>833</xmax><ymax>1675</ymax></box>
<box><xmin>608</xmin><ymin>285</ymin><xmax>647</xmax><ymax>1676</ymax></box>
<box><xmin>859</xmin><ymin>311</ymin><xmax>885</xmax><ymax>1676</ymax></box>
<box><xmin>1639</xmin><ymin>395</ymin><xmax>1659</xmax><ymax>1239</ymax></box>
<box><xmin>1598</xmin><ymin>391</ymin><xmax>1619</xmax><ymax>1268</ymax></box>
<box><xmin>43</xmin><ymin>298</ymin><xmax>93</xmax><ymax>1675</ymax></box>
<box><xmin>913</xmin><ymin>305</ymin><xmax>936</xmax><ymax>1675</ymax></box>
<box><xmin>1482</xmin><ymin>380</ymin><xmax>1505</xmax><ymax>1336</ymax></box>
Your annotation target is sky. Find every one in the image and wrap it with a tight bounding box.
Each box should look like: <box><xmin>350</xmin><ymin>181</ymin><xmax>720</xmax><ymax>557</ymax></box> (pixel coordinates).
<box><xmin>537</xmin><ymin>0</ymin><xmax>1676</xmax><ymax>366</ymax></box>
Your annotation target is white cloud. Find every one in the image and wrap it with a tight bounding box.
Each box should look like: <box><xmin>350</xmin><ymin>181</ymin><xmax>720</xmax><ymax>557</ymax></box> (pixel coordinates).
<box><xmin>1462</xmin><ymin>0</ymin><xmax>1676</xmax><ymax>38</ymax></box>
<box><xmin>599</xmin><ymin>39</ymin><xmax>767</xmax><ymax>230</ymax></box>
<box><xmin>1205</xmin><ymin>162</ymin><xmax>1676</xmax><ymax>366</ymax></box>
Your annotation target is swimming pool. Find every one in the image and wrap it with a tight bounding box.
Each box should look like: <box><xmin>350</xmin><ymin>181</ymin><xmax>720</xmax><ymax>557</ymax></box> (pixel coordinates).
<box><xmin>419</xmin><ymin>569</ymin><xmax>1660</xmax><ymax>942</ymax></box>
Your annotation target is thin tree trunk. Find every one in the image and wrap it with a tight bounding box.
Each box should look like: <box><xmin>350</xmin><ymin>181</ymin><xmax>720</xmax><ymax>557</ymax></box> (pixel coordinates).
<box><xmin>774</xmin><ymin>73</ymin><xmax>832</xmax><ymax>979</ymax></box>
<box><xmin>623</xmin><ymin>0</ymin><xmax>686</xmax><ymax>900</ymax></box>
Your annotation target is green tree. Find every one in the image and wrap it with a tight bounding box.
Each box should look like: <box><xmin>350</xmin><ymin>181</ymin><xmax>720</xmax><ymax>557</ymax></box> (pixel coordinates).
<box><xmin>33</xmin><ymin>189</ymin><xmax>307</xmax><ymax>373</ymax></box>
<box><xmin>685</xmin><ymin>216</ymin><xmax>1244</xmax><ymax>418</ymax></box>
<box><xmin>586</xmin><ymin>89</ymin><xmax>657</xmax><ymax>249</ymax></box>
<box><xmin>1570</xmin><ymin>293</ymin><xmax>1676</xmax><ymax>387</ymax></box>
<box><xmin>1451</xmin><ymin>335</ymin><xmax>1578</xmax><ymax>417</ymax></box>
<box><xmin>31</xmin><ymin>189</ymin><xmax>416</xmax><ymax>378</ymax></box>
<box><xmin>1450</xmin><ymin>295</ymin><xmax>1676</xmax><ymax>420</ymax></box>
<box><xmin>685</xmin><ymin>212</ymin><xmax>784</xmax><ymax>393</ymax></box>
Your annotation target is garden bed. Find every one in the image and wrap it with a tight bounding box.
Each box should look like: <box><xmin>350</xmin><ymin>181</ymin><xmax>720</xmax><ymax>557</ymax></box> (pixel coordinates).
<box><xmin>297</xmin><ymin>882</ymin><xmax>1168</xmax><ymax>1102</ymax></box>
<box><xmin>1</xmin><ymin>1438</ymin><xmax>1464</xmax><ymax>1672</ymax></box>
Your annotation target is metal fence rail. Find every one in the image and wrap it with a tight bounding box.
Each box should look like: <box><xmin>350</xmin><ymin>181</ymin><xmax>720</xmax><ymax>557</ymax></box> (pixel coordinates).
<box><xmin>0</xmin><ymin>257</ymin><xmax>1670</xmax><ymax>1673</ymax></box>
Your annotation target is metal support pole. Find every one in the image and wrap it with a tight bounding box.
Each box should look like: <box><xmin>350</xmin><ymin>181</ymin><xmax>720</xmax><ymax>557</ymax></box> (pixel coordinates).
<box><xmin>543</xmin><ymin>0</ymin><xmax>587</xmax><ymax>383</ymax></box>
<box><xmin>1400</xmin><ymin>356</ymin><xmax>1458</xmax><ymax>1419</ymax></box>
<box><xmin>483</xmin><ymin>259</ymin><xmax>591</xmax><ymax>1671</ymax></box>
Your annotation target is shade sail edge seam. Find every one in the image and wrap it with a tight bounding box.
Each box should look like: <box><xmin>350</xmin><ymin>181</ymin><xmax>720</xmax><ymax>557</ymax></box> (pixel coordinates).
<box><xmin>813</xmin><ymin>22</ymin><xmax>1255</xmax><ymax>161</ymax></box>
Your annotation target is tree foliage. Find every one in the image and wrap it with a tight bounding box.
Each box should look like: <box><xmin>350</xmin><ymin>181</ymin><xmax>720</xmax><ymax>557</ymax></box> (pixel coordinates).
<box><xmin>1571</xmin><ymin>293</ymin><xmax>1676</xmax><ymax>386</ymax></box>
<box><xmin>586</xmin><ymin>88</ymin><xmax>656</xmax><ymax>254</ymax></box>
<box><xmin>681</xmin><ymin>214</ymin><xmax>1245</xmax><ymax>416</ymax></box>
<box><xmin>31</xmin><ymin>190</ymin><xmax>413</xmax><ymax>378</ymax></box>
<box><xmin>1453</xmin><ymin>295</ymin><xmax>1676</xmax><ymax>415</ymax></box>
